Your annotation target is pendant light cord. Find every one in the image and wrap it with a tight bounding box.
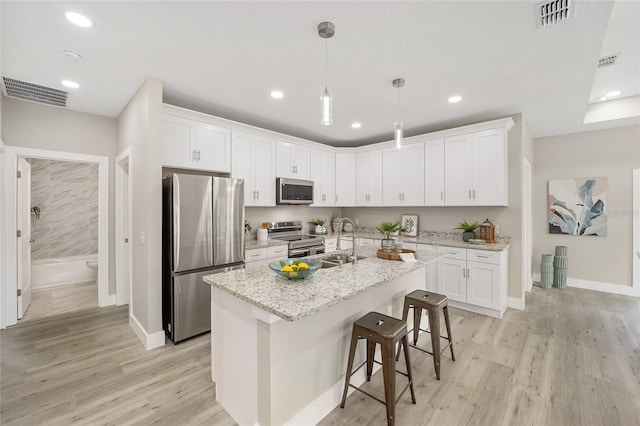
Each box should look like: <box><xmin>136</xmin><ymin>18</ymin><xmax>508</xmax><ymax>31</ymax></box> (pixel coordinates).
<box><xmin>325</xmin><ymin>38</ymin><xmax>329</xmax><ymax>88</ymax></box>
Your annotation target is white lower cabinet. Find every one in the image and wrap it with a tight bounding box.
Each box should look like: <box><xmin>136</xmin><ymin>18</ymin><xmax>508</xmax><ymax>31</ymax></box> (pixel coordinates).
<box><xmin>437</xmin><ymin>246</ymin><xmax>508</xmax><ymax>318</ymax></box>
<box><xmin>325</xmin><ymin>237</ymin><xmax>338</xmax><ymax>253</ymax></box>
<box><xmin>245</xmin><ymin>245</ymin><xmax>289</xmax><ymax>268</ymax></box>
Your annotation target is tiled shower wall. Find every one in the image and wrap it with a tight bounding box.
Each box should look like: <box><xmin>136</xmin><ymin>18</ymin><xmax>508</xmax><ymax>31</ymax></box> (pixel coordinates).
<box><xmin>30</xmin><ymin>159</ymin><xmax>99</xmax><ymax>260</ymax></box>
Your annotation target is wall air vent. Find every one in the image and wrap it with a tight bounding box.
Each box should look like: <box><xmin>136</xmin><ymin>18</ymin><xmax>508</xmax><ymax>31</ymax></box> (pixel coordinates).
<box><xmin>535</xmin><ymin>0</ymin><xmax>572</xmax><ymax>28</ymax></box>
<box><xmin>598</xmin><ymin>53</ymin><xmax>621</xmax><ymax>68</ymax></box>
<box><xmin>2</xmin><ymin>76</ymin><xmax>68</xmax><ymax>107</ymax></box>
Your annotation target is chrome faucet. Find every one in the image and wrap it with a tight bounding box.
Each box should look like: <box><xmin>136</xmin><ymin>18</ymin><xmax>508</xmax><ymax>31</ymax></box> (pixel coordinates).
<box><xmin>336</xmin><ymin>217</ymin><xmax>357</xmax><ymax>265</ymax></box>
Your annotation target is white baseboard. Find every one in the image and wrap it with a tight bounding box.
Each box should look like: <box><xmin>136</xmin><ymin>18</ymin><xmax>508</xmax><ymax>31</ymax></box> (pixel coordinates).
<box><xmin>507</xmin><ymin>297</ymin><xmax>525</xmax><ymax>310</ymax></box>
<box><xmin>129</xmin><ymin>313</ymin><xmax>166</xmax><ymax>350</ymax></box>
<box><xmin>99</xmin><ymin>293</ymin><xmax>116</xmax><ymax>307</ymax></box>
<box><xmin>532</xmin><ymin>273</ymin><xmax>639</xmax><ymax>297</ymax></box>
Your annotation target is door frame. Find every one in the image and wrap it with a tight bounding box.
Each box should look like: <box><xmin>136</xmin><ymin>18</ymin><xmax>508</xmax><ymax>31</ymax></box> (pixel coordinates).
<box><xmin>523</xmin><ymin>158</ymin><xmax>533</xmax><ymax>292</ymax></box>
<box><xmin>633</xmin><ymin>169</ymin><xmax>640</xmax><ymax>296</ymax></box>
<box><xmin>116</xmin><ymin>148</ymin><xmax>132</xmax><ymax>307</ymax></box>
<box><xmin>1</xmin><ymin>146</ymin><xmax>112</xmax><ymax>328</ymax></box>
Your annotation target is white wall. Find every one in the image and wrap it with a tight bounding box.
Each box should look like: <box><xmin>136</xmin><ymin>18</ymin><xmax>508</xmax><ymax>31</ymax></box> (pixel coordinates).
<box><xmin>533</xmin><ymin>125</ymin><xmax>640</xmax><ymax>288</ymax></box>
<box><xmin>116</xmin><ymin>78</ymin><xmax>164</xmax><ymax>344</ymax></box>
<box><xmin>1</xmin><ymin>97</ymin><xmax>117</xmax><ymax>293</ymax></box>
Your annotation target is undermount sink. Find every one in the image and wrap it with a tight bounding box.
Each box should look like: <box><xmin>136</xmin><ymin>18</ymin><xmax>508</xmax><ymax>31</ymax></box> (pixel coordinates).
<box><xmin>322</xmin><ymin>254</ymin><xmax>367</xmax><ymax>267</ymax></box>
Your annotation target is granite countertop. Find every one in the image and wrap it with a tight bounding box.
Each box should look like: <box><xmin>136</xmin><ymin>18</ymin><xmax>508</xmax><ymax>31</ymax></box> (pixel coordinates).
<box><xmin>322</xmin><ymin>229</ymin><xmax>511</xmax><ymax>252</ymax></box>
<box><xmin>204</xmin><ymin>246</ymin><xmax>445</xmax><ymax>322</ymax></box>
<box><xmin>245</xmin><ymin>238</ymin><xmax>288</xmax><ymax>251</ymax></box>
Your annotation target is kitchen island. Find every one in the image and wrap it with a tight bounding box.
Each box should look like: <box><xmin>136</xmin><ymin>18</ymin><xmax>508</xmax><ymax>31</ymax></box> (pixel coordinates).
<box><xmin>203</xmin><ymin>246</ymin><xmax>444</xmax><ymax>426</ymax></box>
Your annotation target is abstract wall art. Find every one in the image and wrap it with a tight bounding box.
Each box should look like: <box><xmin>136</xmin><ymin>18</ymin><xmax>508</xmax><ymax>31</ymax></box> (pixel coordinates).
<box><xmin>548</xmin><ymin>177</ymin><xmax>607</xmax><ymax>236</ymax></box>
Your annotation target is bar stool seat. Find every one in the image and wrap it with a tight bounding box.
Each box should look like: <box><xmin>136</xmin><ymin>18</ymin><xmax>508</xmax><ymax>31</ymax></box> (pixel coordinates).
<box><xmin>340</xmin><ymin>311</ymin><xmax>416</xmax><ymax>426</ymax></box>
<box><xmin>397</xmin><ymin>290</ymin><xmax>455</xmax><ymax>380</ymax></box>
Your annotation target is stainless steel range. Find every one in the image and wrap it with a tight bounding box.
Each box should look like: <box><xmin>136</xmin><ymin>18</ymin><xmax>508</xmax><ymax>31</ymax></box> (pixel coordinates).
<box><xmin>268</xmin><ymin>220</ymin><xmax>325</xmax><ymax>258</ymax></box>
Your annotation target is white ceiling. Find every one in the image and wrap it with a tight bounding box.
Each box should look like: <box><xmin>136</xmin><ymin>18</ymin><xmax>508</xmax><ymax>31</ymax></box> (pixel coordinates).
<box><xmin>2</xmin><ymin>1</ymin><xmax>639</xmax><ymax>146</ymax></box>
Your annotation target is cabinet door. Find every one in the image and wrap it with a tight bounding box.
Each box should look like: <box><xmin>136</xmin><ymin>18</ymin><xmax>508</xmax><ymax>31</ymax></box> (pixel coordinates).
<box><xmin>466</xmin><ymin>260</ymin><xmax>500</xmax><ymax>309</ymax></box>
<box><xmin>382</xmin><ymin>148</ymin><xmax>402</xmax><ymax>206</ymax></box>
<box><xmin>310</xmin><ymin>149</ymin><xmax>323</xmax><ymax>205</ymax></box>
<box><xmin>195</xmin><ymin>124</ymin><xmax>231</xmax><ymax>172</ymax></box>
<box><xmin>368</xmin><ymin>150</ymin><xmax>383</xmax><ymax>205</ymax></box>
<box><xmin>162</xmin><ymin>116</ymin><xmax>193</xmax><ymax>168</ymax></box>
<box><xmin>276</xmin><ymin>141</ymin><xmax>309</xmax><ymax>179</ymax></box>
<box><xmin>440</xmin><ymin>258</ymin><xmax>466</xmax><ymax>302</ymax></box>
<box><xmin>444</xmin><ymin>134</ymin><xmax>473</xmax><ymax>206</ymax></box>
<box><xmin>276</xmin><ymin>141</ymin><xmax>293</xmax><ymax>178</ymax></box>
<box><xmin>292</xmin><ymin>145</ymin><xmax>310</xmax><ymax>179</ymax></box>
<box><xmin>320</xmin><ymin>151</ymin><xmax>335</xmax><ymax>206</ymax></box>
<box><xmin>335</xmin><ymin>153</ymin><xmax>355</xmax><ymax>206</ymax></box>
<box><xmin>425</xmin><ymin>139</ymin><xmax>445</xmax><ymax>206</ymax></box>
<box><xmin>402</xmin><ymin>143</ymin><xmax>425</xmax><ymax>205</ymax></box>
<box><xmin>253</xmin><ymin>137</ymin><xmax>276</xmax><ymax>206</ymax></box>
<box><xmin>472</xmin><ymin>129</ymin><xmax>506</xmax><ymax>206</ymax></box>
<box><xmin>355</xmin><ymin>152</ymin><xmax>369</xmax><ymax>206</ymax></box>
<box><xmin>231</xmin><ymin>131</ymin><xmax>256</xmax><ymax>205</ymax></box>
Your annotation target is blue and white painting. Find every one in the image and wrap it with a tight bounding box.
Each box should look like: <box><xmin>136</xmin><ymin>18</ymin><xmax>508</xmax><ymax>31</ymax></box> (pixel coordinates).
<box><xmin>548</xmin><ymin>177</ymin><xmax>607</xmax><ymax>236</ymax></box>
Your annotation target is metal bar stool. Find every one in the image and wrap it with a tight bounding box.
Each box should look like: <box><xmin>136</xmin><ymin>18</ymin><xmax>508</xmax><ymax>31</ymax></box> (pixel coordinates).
<box><xmin>396</xmin><ymin>290</ymin><xmax>455</xmax><ymax>380</ymax></box>
<box><xmin>340</xmin><ymin>311</ymin><xmax>416</xmax><ymax>426</ymax></box>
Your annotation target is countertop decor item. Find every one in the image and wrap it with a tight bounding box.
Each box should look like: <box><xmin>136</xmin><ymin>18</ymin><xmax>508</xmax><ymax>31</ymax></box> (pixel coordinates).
<box><xmin>401</xmin><ymin>214</ymin><xmax>418</xmax><ymax>237</ymax></box>
<box><xmin>310</xmin><ymin>218</ymin><xmax>327</xmax><ymax>234</ymax></box>
<box><xmin>453</xmin><ymin>219</ymin><xmax>479</xmax><ymax>242</ymax></box>
<box><xmin>376</xmin><ymin>248</ymin><xmax>416</xmax><ymax>261</ymax></box>
<box><xmin>269</xmin><ymin>258</ymin><xmax>321</xmax><ymax>280</ymax></box>
<box><xmin>245</xmin><ymin>220</ymin><xmax>252</xmax><ymax>234</ymax></box>
<box><xmin>375</xmin><ymin>221</ymin><xmax>405</xmax><ymax>253</ymax></box>
<box><xmin>478</xmin><ymin>218</ymin><xmax>496</xmax><ymax>243</ymax></box>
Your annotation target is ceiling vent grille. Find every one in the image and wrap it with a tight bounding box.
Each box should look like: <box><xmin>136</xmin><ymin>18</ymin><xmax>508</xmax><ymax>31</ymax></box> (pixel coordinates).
<box><xmin>536</xmin><ymin>0</ymin><xmax>572</xmax><ymax>28</ymax></box>
<box><xmin>2</xmin><ymin>77</ymin><xmax>68</xmax><ymax>107</ymax></box>
<box><xmin>598</xmin><ymin>53</ymin><xmax>621</xmax><ymax>68</ymax></box>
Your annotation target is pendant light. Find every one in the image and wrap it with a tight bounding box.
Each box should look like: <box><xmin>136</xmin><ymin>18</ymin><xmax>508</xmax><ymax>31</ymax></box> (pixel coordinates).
<box><xmin>318</xmin><ymin>22</ymin><xmax>335</xmax><ymax>126</ymax></box>
<box><xmin>393</xmin><ymin>78</ymin><xmax>405</xmax><ymax>149</ymax></box>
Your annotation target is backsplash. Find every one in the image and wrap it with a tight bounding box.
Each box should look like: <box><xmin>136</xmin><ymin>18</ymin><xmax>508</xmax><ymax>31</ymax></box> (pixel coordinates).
<box><xmin>30</xmin><ymin>159</ymin><xmax>99</xmax><ymax>260</ymax></box>
<box><xmin>244</xmin><ymin>206</ymin><xmax>340</xmax><ymax>239</ymax></box>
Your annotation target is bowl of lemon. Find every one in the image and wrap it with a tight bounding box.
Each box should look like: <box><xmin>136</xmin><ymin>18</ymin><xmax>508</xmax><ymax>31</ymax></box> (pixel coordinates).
<box><xmin>269</xmin><ymin>258</ymin><xmax>322</xmax><ymax>280</ymax></box>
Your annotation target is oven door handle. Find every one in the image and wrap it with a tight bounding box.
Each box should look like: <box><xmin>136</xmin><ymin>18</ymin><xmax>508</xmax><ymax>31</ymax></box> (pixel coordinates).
<box><xmin>289</xmin><ymin>248</ymin><xmax>310</xmax><ymax>256</ymax></box>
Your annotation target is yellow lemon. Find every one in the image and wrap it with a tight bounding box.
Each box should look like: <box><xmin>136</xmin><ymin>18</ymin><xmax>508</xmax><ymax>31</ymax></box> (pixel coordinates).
<box><xmin>288</xmin><ymin>271</ymin><xmax>298</xmax><ymax>278</ymax></box>
<box><xmin>298</xmin><ymin>262</ymin><xmax>309</xmax><ymax>269</ymax></box>
<box><xmin>282</xmin><ymin>265</ymin><xmax>293</xmax><ymax>272</ymax></box>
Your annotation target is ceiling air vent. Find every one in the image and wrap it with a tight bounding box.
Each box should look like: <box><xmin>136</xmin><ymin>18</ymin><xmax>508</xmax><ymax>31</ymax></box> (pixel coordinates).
<box><xmin>598</xmin><ymin>53</ymin><xmax>621</xmax><ymax>68</ymax></box>
<box><xmin>535</xmin><ymin>0</ymin><xmax>572</xmax><ymax>28</ymax></box>
<box><xmin>2</xmin><ymin>76</ymin><xmax>68</xmax><ymax>107</ymax></box>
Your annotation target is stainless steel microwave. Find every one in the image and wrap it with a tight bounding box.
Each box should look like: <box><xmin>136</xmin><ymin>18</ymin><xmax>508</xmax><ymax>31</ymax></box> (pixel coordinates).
<box><xmin>276</xmin><ymin>177</ymin><xmax>314</xmax><ymax>205</ymax></box>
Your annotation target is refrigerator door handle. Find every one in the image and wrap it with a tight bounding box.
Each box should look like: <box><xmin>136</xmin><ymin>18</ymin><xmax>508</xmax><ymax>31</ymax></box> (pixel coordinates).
<box><xmin>173</xmin><ymin>175</ymin><xmax>180</xmax><ymax>270</ymax></box>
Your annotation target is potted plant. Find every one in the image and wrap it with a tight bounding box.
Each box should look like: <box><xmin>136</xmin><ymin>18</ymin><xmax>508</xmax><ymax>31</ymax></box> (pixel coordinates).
<box><xmin>454</xmin><ymin>219</ymin><xmax>480</xmax><ymax>242</ymax></box>
<box><xmin>375</xmin><ymin>221</ymin><xmax>405</xmax><ymax>253</ymax></box>
<box><xmin>310</xmin><ymin>218</ymin><xmax>327</xmax><ymax>234</ymax></box>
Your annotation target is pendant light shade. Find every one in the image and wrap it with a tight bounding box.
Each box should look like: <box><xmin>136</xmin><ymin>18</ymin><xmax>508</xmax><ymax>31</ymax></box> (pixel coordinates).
<box><xmin>392</xmin><ymin>78</ymin><xmax>405</xmax><ymax>149</ymax></box>
<box><xmin>318</xmin><ymin>22</ymin><xmax>335</xmax><ymax>126</ymax></box>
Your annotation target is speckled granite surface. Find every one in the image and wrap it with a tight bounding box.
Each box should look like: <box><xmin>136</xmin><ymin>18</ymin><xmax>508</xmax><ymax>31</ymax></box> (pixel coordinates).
<box><xmin>244</xmin><ymin>238</ymin><xmax>289</xmax><ymax>250</ymax></box>
<box><xmin>323</xmin><ymin>229</ymin><xmax>511</xmax><ymax>251</ymax></box>
<box><xmin>204</xmin><ymin>246</ymin><xmax>444</xmax><ymax>322</ymax></box>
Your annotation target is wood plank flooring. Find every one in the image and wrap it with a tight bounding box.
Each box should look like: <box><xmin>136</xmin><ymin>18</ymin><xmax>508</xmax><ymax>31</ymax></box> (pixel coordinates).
<box><xmin>20</xmin><ymin>281</ymin><xmax>97</xmax><ymax>323</ymax></box>
<box><xmin>1</xmin><ymin>286</ymin><xmax>639</xmax><ymax>425</ymax></box>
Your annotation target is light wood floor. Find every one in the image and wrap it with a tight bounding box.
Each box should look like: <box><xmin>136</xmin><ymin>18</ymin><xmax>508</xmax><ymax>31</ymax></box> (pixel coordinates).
<box><xmin>2</xmin><ymin>286</ymin><xmax>639</xmax><ymax>425</ymax></box>
<box><xmin>20</xmin><ymin>281</ymin><xmax>97</xmax><ymax>323</ymax></box>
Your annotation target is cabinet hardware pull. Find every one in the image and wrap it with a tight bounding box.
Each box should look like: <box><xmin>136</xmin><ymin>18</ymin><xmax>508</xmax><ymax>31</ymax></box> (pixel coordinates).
<box><xmin>441</xmin><ymin>191</ymin><xmax>444</xmax><ymax>200</ymax></box>
<box><xmin>467</xmin><ymin>268</ymin><xmax>470</xmax><ymax>277</ymax></box>
<box><xmin>197</xmin><ymin>150</ymin><xmax>201</xmax><ymax>161</ymax></box>
<box><xmin>468</xmin><ymin>189</ymin><xmax>471</xmax><ymax>199</ymax></box>
<box><xmin>473</xmin><ymin>189</ymin><xmax>476</xmax><ymax>199</ymax></box>
<box><xmin>257</xmin><ymin>190</ymin><xmax>260</xmax><ymax>199</ymax></box>
<box><xmin>477</xmin><ymin>255</ymin><xmax>489</xmax><ymax>258</ymax></box>
<box><xmin>463</xmin><ymin>268</ymin><xmax>465</xmax><ymax>278</ymax></box>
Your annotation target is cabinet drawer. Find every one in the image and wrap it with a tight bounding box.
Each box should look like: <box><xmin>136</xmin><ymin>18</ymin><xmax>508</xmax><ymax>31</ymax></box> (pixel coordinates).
<box><xmin>467</xmin><ymin>249</ymin><xmax>501</xmax><ymax>265</ymax></box>
<box><xmin>325</xmin><ymin>238</ymin><xmax>337</xmax><ymax>249</ymax></box>
<box><xmin>245</xmin><ymin>248</ymin><xmax>268</xmax><ymax>262</ymax></box>
<box><xmin>437</xmin><ymin>246</ymin><xmax>466</xmax><ymax>260</ymax></box>
<box><xmin>267</xmin><ymin>245</ymin><xmax>288</xmax><ymax>259</ymax></box>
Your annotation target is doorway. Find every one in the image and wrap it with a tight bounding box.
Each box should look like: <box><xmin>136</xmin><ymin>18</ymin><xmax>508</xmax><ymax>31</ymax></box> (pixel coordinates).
<box><xmin>116</xmin><ymin>149</ymin><xmax>132</xmax><ymax>307</ymax></box>
<box><xmin>1</xmin><ymin>146</ymin><xmax>112</xmax><ymax>328</ymax></box>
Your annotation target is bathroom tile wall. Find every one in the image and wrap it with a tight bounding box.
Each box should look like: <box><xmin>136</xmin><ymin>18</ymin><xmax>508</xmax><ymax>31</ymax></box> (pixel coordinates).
<box><xmin>30</xmin><ymin>159</ymin><xmax>99</xmax><ymax>260</ymax></box>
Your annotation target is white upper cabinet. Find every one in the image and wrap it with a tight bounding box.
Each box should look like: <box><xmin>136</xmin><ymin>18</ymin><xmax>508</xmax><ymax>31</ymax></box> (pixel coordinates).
<box><xmin>276</xmin><ymin>141</ymin><xmax>310</xmax><ymax>179</ymax></box>
<box><xmin>444</xmin><ymin>128</ymin><xmax>507</xmax><ymax>206</ymax></box>
<box><xmin>424</xmin><ymin>139</ymin><xmax>445</xmax><ymax>206</ymax></box>
<box><xmin>355</xmin><ymin>150</ymin><xmax>383</xmax><ymax>206</ymax></box>
<box><xmin>310</xmin><ymin>149</ymin><xmax>335</xmax><ymax>207</ymax></box>
<box><xmin>383</xmin><ymin>143</ymin><xmax>425</xmax><ymax>206</ymax></box>
<box><xmin>335</xmin><ymin>153</ymin><xmax>356</xmax><ymax>206</ymax></box>
<box><xmin>162</xmin><ymin>107</ymin><xmax>231</xmax><ymax>173</ymax></box>
<box><xmin>231</xmin><ymin>131</ymin><xmax>276</xmax><ymax>207</ymax></box>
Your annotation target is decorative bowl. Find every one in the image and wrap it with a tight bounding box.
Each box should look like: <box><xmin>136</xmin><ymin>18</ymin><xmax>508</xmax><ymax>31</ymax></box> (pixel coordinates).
<box><xmin>269</xmin><ymin>258</ymin><xmax>322</xmax><ymax>280</ymax></box>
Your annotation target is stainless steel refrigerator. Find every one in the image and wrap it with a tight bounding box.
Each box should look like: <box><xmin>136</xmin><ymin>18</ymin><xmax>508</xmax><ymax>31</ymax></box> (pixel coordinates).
<box><xmin>162</xmin><ymin>173</ymin><xmax>245</xmax><ymax>343</ymax></box>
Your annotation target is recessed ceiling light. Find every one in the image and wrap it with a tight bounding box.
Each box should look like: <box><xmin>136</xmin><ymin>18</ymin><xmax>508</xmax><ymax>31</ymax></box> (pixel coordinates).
<box><xmin>61</xmin><ymin>80</ymin><xmax>79</xmax><ymax>89</ymax></box>
<box><xmin>270</xmin><ymin>91</ymin><xmax>284</xmax><ymax>99</ymax></box>
<box><xmin>448</xmin><ymin>95</ymin><xmax>462</xmax><ymax>103</ymax></box>
<box><xmin>351</xmin><ymin>122</ymin><xmax>362</xmax><ymax>129</ymax></box>
<box><xmin>598</xmin><ymin>96</ymin><xmax>608</xmax><ymax>102</ymax></box>
<box><xmin>65</xmin><ymin>11</ymin><xmax>92</xmax><ymax>28</ymax></box>
<box><xmin>605</xmin><ymin>90</ymin><xmax>621</xmax><ymax>98</ymax></box>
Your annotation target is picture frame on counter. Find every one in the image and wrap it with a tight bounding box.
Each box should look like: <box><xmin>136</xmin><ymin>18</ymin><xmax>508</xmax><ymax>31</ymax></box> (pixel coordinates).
<box><xmin>401</xmin><ymin>214</ymin><xmax>418</xmax><ymax>237</ymax></box>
